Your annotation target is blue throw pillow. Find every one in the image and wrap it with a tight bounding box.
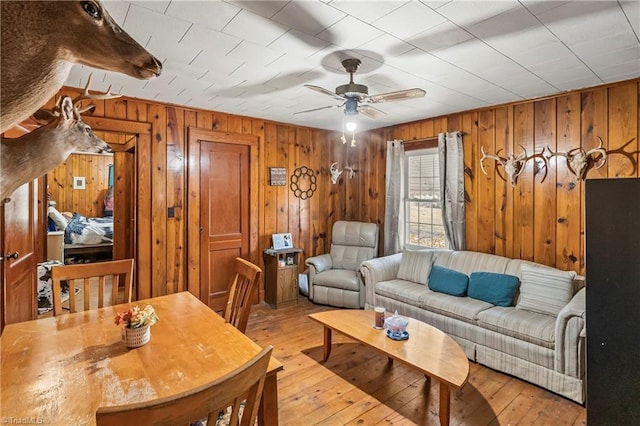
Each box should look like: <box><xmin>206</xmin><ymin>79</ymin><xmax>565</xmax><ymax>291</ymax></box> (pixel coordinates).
<box><xmin>428</xmin><ymin>266</ymin><xmax>469</xmax><ymax>297</ymax></box>
<box><xmin>468</xmin><ymin>272</ymin><xmax>520</xmax><ymax>307</ymax></box>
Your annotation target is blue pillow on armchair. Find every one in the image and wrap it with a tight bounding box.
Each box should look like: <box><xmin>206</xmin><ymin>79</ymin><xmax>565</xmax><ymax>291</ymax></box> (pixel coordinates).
<box><xmin>428</xmin><ymin>266</ymin><xmax>469</xmax><ymax>297</ymax></box>
<box><xmin>468</xmin><ymin>272</ymin><xmax>520</xmax><ymax>307</ymax></box>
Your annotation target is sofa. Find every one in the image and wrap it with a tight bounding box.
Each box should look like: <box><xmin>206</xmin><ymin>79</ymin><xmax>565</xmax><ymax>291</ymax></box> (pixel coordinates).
<box><xmin>306</xmin><ymin>221</ymin><xmax>379</xmax><ymax>309</ymax></box>
<box><xmin>360</xmin><ymin>249</ymin><xmax>586</xmax><ymax>403</ymax></box>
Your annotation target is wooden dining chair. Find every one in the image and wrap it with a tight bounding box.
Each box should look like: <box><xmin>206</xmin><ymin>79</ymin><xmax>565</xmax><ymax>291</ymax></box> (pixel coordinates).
<box><xmin>51</xmin><ymin>258</ymin><xmax>134</xmax><ymax>316</ymax></box>
<box><xmin>223</xmin><ymin>257</ymin><xmax>262</xmax><ymax>333</ymax></box>
<box><xmin>95</xmin><ymin>345</ymin><xmax>273</xmax><ymax>426</ymax></box>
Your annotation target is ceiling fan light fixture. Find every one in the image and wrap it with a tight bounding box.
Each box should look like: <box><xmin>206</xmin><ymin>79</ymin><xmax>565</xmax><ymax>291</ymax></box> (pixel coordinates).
<box><xmin>345</xmin><ymin>121</ymin><xmax>357</xmax><ymax>132</ymax></box>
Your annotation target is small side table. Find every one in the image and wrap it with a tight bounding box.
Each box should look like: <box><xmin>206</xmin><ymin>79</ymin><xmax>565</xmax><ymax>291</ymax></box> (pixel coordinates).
<box><xmin>263</xmin><ymin>248</ymin><xmax>302</xmax><ymax>309</ymax></box>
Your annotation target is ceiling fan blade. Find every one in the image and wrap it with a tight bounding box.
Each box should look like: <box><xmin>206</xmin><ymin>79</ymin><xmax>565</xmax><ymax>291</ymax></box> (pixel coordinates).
<box><xmin>358</xmin><ymin>104</ymin><xmax>387</xmax><ymax>119</ymax></box>
<box><xmin>304</xmin><ymin>85</ymin><xmax>345</xmax><ymax>101</ymax></box>
<box><xmin>367</xmin><ymin>88</ymin><xmax>426</xmax><ymax>103</ymax></box>
<box><xmin>293</xmin><ymin>104</ymin><xmax>343</xmax><ymax>115</ymax></box>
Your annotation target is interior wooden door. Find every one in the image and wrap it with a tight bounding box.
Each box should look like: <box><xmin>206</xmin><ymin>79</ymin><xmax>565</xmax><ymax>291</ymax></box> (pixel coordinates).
<box><xmin>198</xmin><ymin>141</ymin><xmax>250</xmax><ymax>311</ymax></box>
<box><xmin>1</xmin><ymin>180</ymin><xmax>38</xmax><ymax>330</ymax></box>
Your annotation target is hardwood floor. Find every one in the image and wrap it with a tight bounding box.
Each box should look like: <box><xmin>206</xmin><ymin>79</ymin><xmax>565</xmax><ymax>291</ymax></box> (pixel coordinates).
<box><xmin>245</xmin><ymin>297</ymin><xmax>586</xmax><ymax>426</ymax></box>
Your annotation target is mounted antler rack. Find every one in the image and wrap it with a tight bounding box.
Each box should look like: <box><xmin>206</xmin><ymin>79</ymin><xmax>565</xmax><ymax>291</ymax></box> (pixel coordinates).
<box><xmin>480</xmin><ymin>145</ymin><xmax>547</xmax><ymax>186</ymax></box>
<box><xmin>329</xmin><ymin>162</ymin><xmax>355</xmax><ymax>184</ymax></box>
<box><xmin>545</xmin><ymin>137</ymin><xmax>607</xmax><ymax>181</ymax></box>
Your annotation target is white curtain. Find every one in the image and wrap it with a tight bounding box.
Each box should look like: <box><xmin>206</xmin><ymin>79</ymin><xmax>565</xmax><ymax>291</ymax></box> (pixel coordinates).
<box><xmin>438</xmin><ymin>131</ymin><xmax>466</xmax><ymax>250</ymax></box>
<box><xmin>384</xmin><ymin>140</ymin><xmax>405</xmax><ymax>255</ymax></box>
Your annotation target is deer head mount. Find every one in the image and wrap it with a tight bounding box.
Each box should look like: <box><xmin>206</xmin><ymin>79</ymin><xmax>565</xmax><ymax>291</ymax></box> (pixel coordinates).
<box><xmin>1</xmin><ymin>0</ymin><xmax>162</xmax><ymax>133</ymax></box>
<box><xmin>1</xmin><ymin>76</ymin><xmax>120</xmax><ymax>202</ymax></box>
<box><xmin>545</xmin><ymin>138</ymin><xmax>608</xmax><ymax>180</ymax></box>
<box><xmin>480</xmin><ymin>145</ymin><xmax>547</xmax><ymax>186</ymax></box>
<box><xmin>330</xmin><ymin>162</ymin><xmax>355</xmax><ymax>184</ymax></box>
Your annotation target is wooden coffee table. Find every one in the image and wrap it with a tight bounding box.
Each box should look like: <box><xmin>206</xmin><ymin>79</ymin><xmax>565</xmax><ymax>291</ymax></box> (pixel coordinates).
<box><xmin>309</xmin><ymin>310</ymin><xmax>469</xmax><ymax>426</ymax></box>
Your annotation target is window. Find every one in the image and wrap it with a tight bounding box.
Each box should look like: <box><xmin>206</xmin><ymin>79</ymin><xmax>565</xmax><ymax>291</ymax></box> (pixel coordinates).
<box><xmin>404</xmin><ymin>149</ymin><xmax>446</xmax><ymax>248</ymax></box>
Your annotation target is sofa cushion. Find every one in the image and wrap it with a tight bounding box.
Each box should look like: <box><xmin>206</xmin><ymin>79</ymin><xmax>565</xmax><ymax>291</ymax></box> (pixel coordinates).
<box><xmin>476</xmin><ymin>306</ymin><xmax>556</xmax><ymax>349</ymax></box>
<box><xmin>397</xmin><ymin>250</ymin><xmax>433</xmax><ymax>285</ymax></box>
<box><xmin>375</xmin><ymin>279</ymin><xmax>429</xmax><ymax>308</ymax></box>
<box><xmin>516</xmin><ymin>264</ymin><xmax>576</xmax><ymax>316</ymax></box>
<box><xmin>313</xmin><ymin>269</ymin><xmax>360</xmax><ymax>291</ymax></box>
<box><xmin>420</xmin><ymin>291</ymin><xmax>494</xmax><ymax>324</ymax></box>
<box><xmin>468</xmin><ymin>272</ymin><xmax>520</xmax><ymax>307</ymax></box>
<box><xmin>428</xmin><ymin>265</ymin><xmax>469</xmax><ymax>296</ymax></box>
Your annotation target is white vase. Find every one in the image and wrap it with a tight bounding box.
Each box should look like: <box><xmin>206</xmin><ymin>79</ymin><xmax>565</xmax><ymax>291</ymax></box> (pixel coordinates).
<box><xmin>123</xmin><ymin>325</ymin><xmax>151</xmax><ymax>348</ymax></box>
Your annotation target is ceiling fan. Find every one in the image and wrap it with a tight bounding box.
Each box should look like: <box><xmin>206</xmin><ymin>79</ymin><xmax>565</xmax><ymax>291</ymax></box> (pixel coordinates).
<box><xmin>294</xmin><ymin>58</ymin><xmax>426</xmax><ymax>119</ymax></box>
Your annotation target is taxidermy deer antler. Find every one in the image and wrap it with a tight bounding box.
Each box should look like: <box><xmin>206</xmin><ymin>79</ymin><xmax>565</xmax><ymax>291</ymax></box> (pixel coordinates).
<box><xmin>480</xmin><ymin>145</ymin><xmax>547</xmax><ymax>186</ymax></box>
<box><xmin>1</xmin><ymin>76</ymin><xmax>120</xmax><ymax>202</ymax></box>
<box><xmin>330</xmin><ymin>162</ymin><xmax>355</xmax><ymax>184</ymax></box>
<box><xmin>546</xmin><ymin>137</ymin><xmax>607</xmax><ymax>180</ymax></box>
<box><xmin>1</xmin><ymin>0</ymin><xmax>162</xmax><ymax>133</ymax></box>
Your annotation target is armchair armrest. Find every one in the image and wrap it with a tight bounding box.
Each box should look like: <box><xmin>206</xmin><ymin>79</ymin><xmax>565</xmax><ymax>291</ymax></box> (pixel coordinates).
<box><xmin>360</xmin><ymin>253</ymin><xmax>403</xmax><ymax>308</ymax></box>
<box><xmin>305</xmin><ymin>254</ymin><xmax>332</xmax><ymax>300</ymax></box>
<box><xmin>554</xmin><ymin>287</ymin><xmax>586</xmax><ymax>377</ymax></box>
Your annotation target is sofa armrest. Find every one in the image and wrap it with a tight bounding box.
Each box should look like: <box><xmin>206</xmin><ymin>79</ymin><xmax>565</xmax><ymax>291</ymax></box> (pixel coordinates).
<box><xmin>305</xmin><ymin>254</ymin><xmax>332</xmax><ymax>300</ymax></box>
<box><xmin>360</xmin><ymin>253</ymin><xmax>403</xmax><ymax>307</ymax></box>
<box><xmin>554</xmin><ymin>287</ymin><xmax>586</xmax><ymax>377</ymax></box>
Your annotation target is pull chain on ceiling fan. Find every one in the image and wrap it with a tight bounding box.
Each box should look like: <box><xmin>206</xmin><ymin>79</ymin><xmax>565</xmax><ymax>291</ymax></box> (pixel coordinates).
<box><xmin>294</xmin><ymin>58</ymin><xmax>426</xmax><ymax>120</ymax></box>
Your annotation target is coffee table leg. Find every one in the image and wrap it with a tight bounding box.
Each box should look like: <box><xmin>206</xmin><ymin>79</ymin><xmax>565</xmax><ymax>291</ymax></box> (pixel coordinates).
<box><xmin>439</xmin><ymin>382</ymin><xmax>450</xmax><ymax>426</ymax></box>
<box><xmin>323</xmin><ymin>327</ymin><xmax>332</xmax><ymax>362</ymax></box>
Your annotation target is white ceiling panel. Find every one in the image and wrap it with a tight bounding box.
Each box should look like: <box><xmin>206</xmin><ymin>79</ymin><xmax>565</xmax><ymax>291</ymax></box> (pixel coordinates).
<box><xmin>271</xmin><ymin>1</ymin><xmax>345</xmax><ymax>35</ymax></box>
<box><xmin>164</xmin><ymin>1</ymin><xmax>240</xmax><ymax>31</ymax></box>
<box><xmin>60</xmin><ymin>0</ymin><xmax>639</xmax><ymax>132</ymax></box>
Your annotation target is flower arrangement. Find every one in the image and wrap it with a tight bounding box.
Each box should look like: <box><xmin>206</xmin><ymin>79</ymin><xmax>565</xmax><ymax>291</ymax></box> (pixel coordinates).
<box><xmin>114</xmin><ymin>305</ymin><xmax>159</xmax><ymax>329</ymax></box>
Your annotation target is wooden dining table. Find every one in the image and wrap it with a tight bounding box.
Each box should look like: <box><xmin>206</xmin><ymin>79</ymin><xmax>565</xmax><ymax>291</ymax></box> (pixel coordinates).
<box><xmin>1</xmin><ymin>291</ymin><xmax>282</xmax><ymax>425</ymax></box>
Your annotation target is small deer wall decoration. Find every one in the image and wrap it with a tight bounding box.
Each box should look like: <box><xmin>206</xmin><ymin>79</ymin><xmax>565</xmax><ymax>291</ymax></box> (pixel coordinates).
<box><xmin>329</xmin><ymin>162</ymin><xmax>355</xmax><ymax>184</ymax></box>
<box><xmin>1</xmin><ymin>0</ymin><xmax>162</xmax><ymax>133</ymax></box>
<box><xmin>480</xmin><ymin>145</ymin><xmax>547</xmax><ymax>186</ymax></box>
<box><xmin>1</xmin><ymin>76</ymin><xmax>120</xmax><ymax>202</ymax></box>
<box><xmin>545</xmin><ymin>138</ymin><xmax>608</xmax><ymax>180</ymax></box>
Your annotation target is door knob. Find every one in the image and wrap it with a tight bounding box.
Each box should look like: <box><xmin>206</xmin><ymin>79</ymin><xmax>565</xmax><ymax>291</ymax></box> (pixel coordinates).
<box><xmin>6</xmin><ymin>251</ymin><xmax>19</xmax><ymax>259</ymax></box>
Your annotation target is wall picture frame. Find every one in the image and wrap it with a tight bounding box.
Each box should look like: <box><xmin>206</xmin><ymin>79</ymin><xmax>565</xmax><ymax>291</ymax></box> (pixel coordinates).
<box><xmin>272</xmin><ymin>232</ymin><xmax>293</xmax><ymax>250</ymax></box>
<box><xmin>269</xmin><ymin>167</ymin><xmax>287</xmax><ymax>186</ymax></box>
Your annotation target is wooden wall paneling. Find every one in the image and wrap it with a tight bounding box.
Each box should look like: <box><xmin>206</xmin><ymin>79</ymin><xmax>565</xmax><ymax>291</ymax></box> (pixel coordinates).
<box><xmin>213</xmin><ymin>112</ymin><xmax>229</xmax><ymax>131</ymax></box>
<box><xmin>533</xmin><ymin>99</ymin><xmax>557</xmax><ymax>267</ymax></box>
<box><xmin>308</xmin><ymin>131</ymin><xmax>323</xmax><ymax>258</ymax></box>
<box><xmin>477</xmin><ymin>109</ymin><xmax>496</xmax><ymax>254</ymax></box>
<box><xmin>186</xmin><ymin>127</ymin><xmax>201</xmax><ymax>299</ymax></box>
<box><xmin>248</xmin><ymin>130</ymin><xmax>261</xmax><ymax>266</ymax></box>
<box><xmin>494</xmin><ymin>107</ymin><xmax>513</xmax><ymax>258</ymax></box>
<box><xmin>228</xmin><ymin>115</ymin><xmax>243</xmax><ymax>133</ymax></box>
<box><xmin>607</xmin><ymin>83</ymin><xmax>638</xmax><ymax>178</ymax></box>
<box><xmin>127</xmin><ymin>99</ymin><xmax>148</xmax><ymax>123</ymax></box>
<box><xmin>149</xmin><ymin>104</ymin><xmax>168</xmax><ymax>297</ymax></box>
<box><xmin>276</xmin><ymin>126</ymin><xmax>290</xmax><ymax>234</ymax></box>
<box><xmin>166</xmin><ymin>106</ymin><xmax>185</xmax><ymax>294</ymax></box>
<box><xmin>447</xmin><ymin>114</ymin><xmax>461</xmax><ymax>133</ymax></box>
<box><xmin>513</xmin><ymin>103</ymin><xmax>535</xmax><ymax>261</ymax></box>
<box><xmin>136</xmin><ymin>129</ymin><xmax>152</xmax><ymax>300</ymax></box>
<box><xmin>295</xmin><ymin>128</ymin><xmax>311</xmax><ymax>253</ymax></box>
<box><xmin>555</xmin><ymin>94</ymin><xmax>582</xmax><ymax>272</ymax></box>
<box><xmin>263</xmin><ymin>123</ymin><xmax>278</xmax><ymax>252</ymax></box>
<box><xmin>197</xmin><ymin>111</ymin><xmax>213</xmax><ymax>130</ymax></box>
<box><xmin>420</xmin><ymin>119</ymin><xmax>435</xmax><ymax>138</ymax></box>
<box><xmin>580</xmin><ymin>88</ymin><xmax>608</xmax><ymax>274</ymax></box>
<box><xmin>288</xmin><ymin>127</ymin><xmax>300</xmax><ymax>245</ymax></box>
<box><xmin>581</xmin><ymin>88</ymin><xmax>609</xmax><ymax>179</ymax></box>
<box><xmin>106</xmin><ymin>97</ymin><xmax>127</xmax><ymax>120</ymax></box>
<box><xmin>462</xmin><ymin>112</ymin><xmax>478</xmax><ymax>251</ymax></box>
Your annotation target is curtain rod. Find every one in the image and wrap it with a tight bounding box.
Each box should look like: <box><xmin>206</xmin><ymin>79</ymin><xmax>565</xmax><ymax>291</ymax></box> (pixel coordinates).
<box><xmin>401</xmin><ymin>131</ymin><xmax>464</xmax><ymax>144</ymax></box>
<box><xmin>402</xmin><ymin>136</ymin><xmax>438</xmax><ymax>144</ymax></box>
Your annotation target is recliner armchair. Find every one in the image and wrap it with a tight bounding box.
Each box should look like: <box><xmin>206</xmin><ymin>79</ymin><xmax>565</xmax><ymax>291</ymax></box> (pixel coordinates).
<box><xmin>305</xmin><ymin>221</ymin><xmax>379</xmax><ymax>308</ymax></box>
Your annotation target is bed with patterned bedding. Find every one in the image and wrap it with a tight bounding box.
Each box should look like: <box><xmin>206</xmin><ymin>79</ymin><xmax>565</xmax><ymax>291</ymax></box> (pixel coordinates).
<box><xmin>63</xmin><ymin>213</ymin><xmax>113</xmax><ymax>260</ymax></box>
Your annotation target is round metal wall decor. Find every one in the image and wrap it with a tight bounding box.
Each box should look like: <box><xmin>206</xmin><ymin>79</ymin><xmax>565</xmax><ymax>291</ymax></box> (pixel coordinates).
<box><xmin>290</xmin><ymin>166</ymin><xmax>317</xmax><ymax>200</ymax></box>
